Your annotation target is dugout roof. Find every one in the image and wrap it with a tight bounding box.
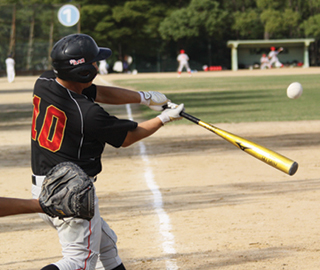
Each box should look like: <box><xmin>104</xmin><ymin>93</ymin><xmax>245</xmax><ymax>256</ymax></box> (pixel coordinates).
<box><xmin>227</xmin><ymin>39</ymin><xmax>315</xmax><ymax>71</ymax></box>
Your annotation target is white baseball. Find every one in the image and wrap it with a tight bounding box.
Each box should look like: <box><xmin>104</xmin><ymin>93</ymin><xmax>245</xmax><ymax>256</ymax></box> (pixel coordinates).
<box><xmin>287</xmin><ymin>82</ymin><xmax>303</xmax><ymax>99</ymax></box>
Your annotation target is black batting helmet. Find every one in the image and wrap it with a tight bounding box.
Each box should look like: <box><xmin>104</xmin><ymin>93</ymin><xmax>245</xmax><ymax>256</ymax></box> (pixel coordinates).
<box><xmin>51</xmin><ymin>34</ymin><xmax>112</xmax><ymax>83</ymax></box>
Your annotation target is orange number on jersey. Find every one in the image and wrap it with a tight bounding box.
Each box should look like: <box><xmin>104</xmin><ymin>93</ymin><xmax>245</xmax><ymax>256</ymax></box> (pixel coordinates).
<box><xmin>32</xmin><ymin>96</ymin><xmax>67</xmax><ymax>152</ymax></box>
<box><xmin>31</xmin><ymin>95</ymin><xmax>40</xmax><ymax>140</ymax></box>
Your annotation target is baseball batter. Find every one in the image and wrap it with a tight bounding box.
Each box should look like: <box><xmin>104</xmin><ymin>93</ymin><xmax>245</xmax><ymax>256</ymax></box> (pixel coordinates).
<box><xmin>177</xmin><ymin>49</ymin><xmax>191</xmax><ymax>77</ymax></box>
<box><xmin>30</xmin><ymin>34</ymin><xmax>183</xmax><ymax>270</ymax></box>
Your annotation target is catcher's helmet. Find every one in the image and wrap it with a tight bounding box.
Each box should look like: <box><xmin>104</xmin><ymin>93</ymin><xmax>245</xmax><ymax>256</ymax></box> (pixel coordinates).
<box><xmin>51</xmin><ymin>34</ymin><xmax>112</xmax><ymax>83</ymax></box>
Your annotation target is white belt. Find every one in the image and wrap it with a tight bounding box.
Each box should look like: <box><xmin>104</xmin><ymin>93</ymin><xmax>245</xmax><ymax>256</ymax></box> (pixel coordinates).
<box><xmin>32</xmin><ymin>174</ymin><xmax>97</xmax><ymax>187</ymax></box>
<box><xmin>32</xmin><ymin>175</ymin><xmax>46</xmax><ymax>187</ymax></box>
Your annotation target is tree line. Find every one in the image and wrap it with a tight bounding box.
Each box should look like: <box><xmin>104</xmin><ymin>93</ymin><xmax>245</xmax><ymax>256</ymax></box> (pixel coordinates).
<box><xmin>1</xmin><ymin>0</ymin><xmax>320</xmax><ymax>73</ymax></box>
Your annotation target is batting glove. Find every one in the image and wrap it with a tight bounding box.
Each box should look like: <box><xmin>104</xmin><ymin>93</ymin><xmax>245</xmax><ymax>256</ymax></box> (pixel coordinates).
<box><xmin>157</xmin><ymin>102</ymin><xmax>184</xmax><ymax>124</ymax></box>
<box><xmin>139</xmin><ymin>91</ymin><xmax>170</xmax><ymax>111</ymax></box>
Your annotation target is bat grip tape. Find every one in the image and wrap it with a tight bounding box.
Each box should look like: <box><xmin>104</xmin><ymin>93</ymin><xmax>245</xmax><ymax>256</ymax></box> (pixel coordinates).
<box><xmin>180</xmin><ymin>111</ymin><xmax>200</xmax><ymax>124</ymax></box>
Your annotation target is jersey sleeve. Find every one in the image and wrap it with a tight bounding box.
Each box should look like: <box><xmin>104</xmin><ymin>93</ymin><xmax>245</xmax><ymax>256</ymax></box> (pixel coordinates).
<box><xmin>85</xmin><ymin>104</ymin><xmax>138</xmax><ymax>148</ymax></box>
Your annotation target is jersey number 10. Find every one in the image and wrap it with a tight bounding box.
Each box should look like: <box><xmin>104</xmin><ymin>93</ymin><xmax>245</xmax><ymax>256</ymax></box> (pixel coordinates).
<box><xmin>31</xmin><ymin>95</ymin><xmax>67</xmax><ymax>152</ymax></box>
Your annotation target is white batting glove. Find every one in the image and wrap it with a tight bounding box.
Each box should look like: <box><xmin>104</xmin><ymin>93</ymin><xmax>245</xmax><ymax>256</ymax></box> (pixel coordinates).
<box><xmin>139</xmin><ymin>91</ymin><xmax>170</xmax><ymax>111</ymax></box>
<box><xmin>157</xmin><ymin>102</ymin><xmax>184</xmax><ymax>124</ymax></box>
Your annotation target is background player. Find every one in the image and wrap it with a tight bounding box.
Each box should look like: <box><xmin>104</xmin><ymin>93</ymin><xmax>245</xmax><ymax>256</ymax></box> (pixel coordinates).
<box><xmin>99</xmin><ymin>59</ymin><xmax>109</xmax><ymax>74</ymax></box>
<box><xmin>31</xmin><ymin>33</ymin><xmax>184</xmax><ymax>270</ymax></box>
<box><xmin>268</xmin><ymin>46</ymin><xmax>283</xmax><ymax>68</ymax></box>
<box><xmin>5</xmin><ymin>54</ymin><xmax>15</xmax><ymax>83</ymax></box>
<box><xmin>260</xmin><ymin>53</ymin><xmax>271</xmax><ymax>69</ymax></box>
<box><xmin>177</xmin><ymin>49</ymin><xmax>191</xmax><ymax>77</ymax></box>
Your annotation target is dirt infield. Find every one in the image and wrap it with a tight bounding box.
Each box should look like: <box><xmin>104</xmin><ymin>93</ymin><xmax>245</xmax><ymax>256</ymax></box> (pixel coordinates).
<box><xmin>1</xmin><ymin>69</ymin><xmax>320</xmax><ymax>270</ymax></box>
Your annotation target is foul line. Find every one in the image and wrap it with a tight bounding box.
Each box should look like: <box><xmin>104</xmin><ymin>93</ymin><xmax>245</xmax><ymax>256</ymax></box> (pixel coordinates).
<box><xmin>99</xmin><ymin>77</ymin><xmax>178</xmax><ymax>269</ymax></box>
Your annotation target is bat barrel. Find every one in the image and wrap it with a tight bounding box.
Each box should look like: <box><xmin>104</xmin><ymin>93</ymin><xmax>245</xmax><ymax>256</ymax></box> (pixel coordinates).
<box><xmin>180</xmin><ymin>111</ymin><xmax>299</xmax><ymax>176</ymax></box>
<box><xmin>209</xmin><ymin>122</ymin><xmax>299</xmax><ymax>176</ymax></box>
<box><xmin>288</xmin><ymin>161</ymin><xmax>298</xmax><ymax>176</ymax></box>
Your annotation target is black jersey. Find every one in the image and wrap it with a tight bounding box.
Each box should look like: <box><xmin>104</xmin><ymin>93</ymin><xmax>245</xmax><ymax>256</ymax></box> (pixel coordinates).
<box><xmin>31</xmin><ymin>70</ymin><xmax>137</xmax><ymax>176</ymax></box>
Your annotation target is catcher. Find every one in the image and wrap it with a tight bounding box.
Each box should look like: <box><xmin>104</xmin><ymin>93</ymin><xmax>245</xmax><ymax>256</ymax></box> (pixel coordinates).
<box><xmin>0</xmin><ymin>162</ymin><xmax>93</xmax><ymax>220</ymax></box>
<box><xmin>0</xmin><ymin>197</ymin><xmax>43</xmax><ymax>217</ymax></box>
<box><xmin>30</xmin><ymin>33</ymin><xmax>184</xmax><ymax>270</ymax></box>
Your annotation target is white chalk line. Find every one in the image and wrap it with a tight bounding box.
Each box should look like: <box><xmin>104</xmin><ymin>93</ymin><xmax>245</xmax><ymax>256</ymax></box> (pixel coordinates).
<box><xmin>99</xmin><ymin>77</ymin><xmax>178</xmax><ymax>269</ymax></box>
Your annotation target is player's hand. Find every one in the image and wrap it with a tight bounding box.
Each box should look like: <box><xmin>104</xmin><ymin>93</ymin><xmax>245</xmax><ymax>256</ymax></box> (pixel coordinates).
<box><xmin>157</xmin><ymin>102</ymin><xmax>184</xmax><ymax>124</ymax></box>
<box><xmin>139</xmin><ymin>91</ymin><xmax>170</xmax><ymax>111</ymax></box>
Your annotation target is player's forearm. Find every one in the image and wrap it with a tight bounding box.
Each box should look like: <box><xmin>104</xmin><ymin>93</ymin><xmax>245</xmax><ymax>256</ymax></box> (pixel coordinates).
<box><xmin>0</xmin><ymin>197</ymin><xmax>43</xmax><ymax>217</ymax></box>
<box><xmin>95</xmin><ymin>85</ymin><xmax>141</xmax><ymax>104</ymax></box>
<box><xmin>122</xmin><ymin>117</ymin><xmax>163</xmax><ymax>147</ymax></box>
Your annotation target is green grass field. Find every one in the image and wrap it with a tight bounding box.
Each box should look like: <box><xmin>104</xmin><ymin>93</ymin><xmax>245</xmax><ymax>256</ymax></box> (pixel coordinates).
<box><xmin>112</xmin><ymin>73</ymin><xmax>320</xmax><ymax>123</ymax></box>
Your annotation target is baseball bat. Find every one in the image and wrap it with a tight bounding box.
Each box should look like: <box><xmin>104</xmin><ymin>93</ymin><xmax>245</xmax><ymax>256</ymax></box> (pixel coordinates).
<box><xmin>180</xmin><ymin>111</ymin><xmax>298</xmax><ymax>176</ymax></box>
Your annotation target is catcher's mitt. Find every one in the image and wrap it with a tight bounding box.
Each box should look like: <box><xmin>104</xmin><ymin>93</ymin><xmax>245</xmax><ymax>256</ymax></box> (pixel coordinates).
<box><xmin>39</xmin><ymin>162</ymin><xmax>95</xmax><ymax>221</ymax></box>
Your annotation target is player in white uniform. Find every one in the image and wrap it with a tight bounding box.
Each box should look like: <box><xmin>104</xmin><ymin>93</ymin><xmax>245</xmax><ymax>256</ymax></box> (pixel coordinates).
<box><xmin>260</xmin><ymin>53</ymin><xmax>271</xmax><ymax>69</ymax></box>
<box><xmin>268</xmin><ymin>47</ymin><xmax>283</xmax><ymax>68</ymax></box>
<box><xmin>177</xmin><ymin>49</ymin><xmax>191</xmax><ymax>77</ymax></box>
<box><xmin>5</xmin><ymin>54</ymin><xmax>15</xmax><ymax>83</ymax></box>
<box><xmin>99</xmin><ymin>60</ymin><xmax>109</xmax><ymax>74</ymax></box>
